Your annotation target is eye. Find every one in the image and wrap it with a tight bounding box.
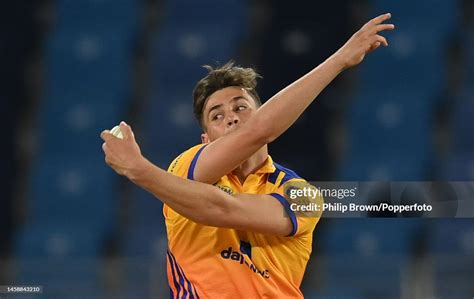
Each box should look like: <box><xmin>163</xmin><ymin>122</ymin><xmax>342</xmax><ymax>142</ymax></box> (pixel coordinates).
<box><xmin>236</xmin><ymin>105</ymin><xmax>247</xmax><ymax>111</ymax></box>
<box><xmin>212</xmin><ymin>113</ymin><xmax>224</xmax><ymax>121</ymax></box>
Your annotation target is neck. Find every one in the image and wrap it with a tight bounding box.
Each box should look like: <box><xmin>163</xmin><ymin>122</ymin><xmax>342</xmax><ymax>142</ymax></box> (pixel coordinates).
<box><xmin>232</xmin><ymin>145</ymin><xmax>268</xmax><ymax>184</ymax></box>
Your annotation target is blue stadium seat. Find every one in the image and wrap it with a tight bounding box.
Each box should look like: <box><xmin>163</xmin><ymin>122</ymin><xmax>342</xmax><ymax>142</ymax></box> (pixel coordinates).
<box><xmin>339</xmin><ymin>154</ymin><xmax>428</xmax><ymax>180</ymax></box>
<box><xmin>451</xmin><ymin>87</ymin><xmax>474</xmax><ymax>152</ymax></box>
<box><xmin>441</xmin><ymin>155</ymin><xmax>474</xmax><ymax>181</ymax></box>
<box><xmin>140</xmin><ymin>90</ymin><xmax>201</xmax><ymax>164</ymax></box>
<box><xmin>341</xmin><ymin>90</ymin><xmax>434</xmax><ymax>180</ymax></box>
<box><xmin>14</xmin><ymin>255</ymin><xmax>101</xmax><ymax>299</ymax></box>
<box><xmin>45</xmin><ymin>31</ymin><xmax>134</xmax><ymax>98</ymax></box>
<box><xmin>120</xmin><ymin>189</ymin><xmax>168</xmax><ymax>294</ymax></box>
<box><xmin>17</xmin><ymin>0</ymin><xmax>139</xmax><ymax>261</ymax></box>
<box><xmin>360</xmin><ymin>49</ymin><xmax>444</xmax><ymax>92</ymax></box>
<box><xmin>152</xmin><ymin>25</ymin><xmax>244</xmax><ymax>89</ymax></box>
<box><xmin>125</xmin><ymin>186</ymin><xmax>167</xmax><ymax>228</ymax></box>
<box><xmin>359</xmin><ymin>0</ymin><xmax>458</xmax><ymax>92</ymax></box>
<box><xmin>320</xmin><ymin>219</ymin><xmax>421</xmax><ymax>255</ymax></box>
<box><xmin>36</xmin><ymin>7</ymin><xmax>137</xmax><ymax>158</ymax></box>
<box><xmin>55</xmin><ymin>0</ymin><xmax>139</xmax><ymax>33</ymax></box>
<box><xmin>121</xmin><ymin>255</ymin><xmax>168</xmax><ymax>299</ymax></box>
<box><xmin>163</xmin><ymin>0</ymin><xmax>244</xmax><ymax>28</ymax></box>
<box><xmin>119</xmin><ymin>184</ymin><xmax>167</xmax><ymax>258</ymax></box>
<box><xmin>346</xmin><ymin>91</ymin><xmax>433</xmax><ymax>157</ymax></box>
<box><xmin>371</xmin><ymin>0</ymin><xmax>458</xmax><ymax>35</ymax></box>
<box><xmin>150</xmin><ymin>0</ymin><xmax>246</xmax><ymax>91</ymax></box>
<box><xmin>426</xmin><ymin>219</ymin><xmax>474</xmax><ymax>298</ymax></box>
<box><xmin>357</xmin><ymin>29</ymin><xmax>445</xmax><ymax>92</ymax></box>
<box><xmin>35</xmin><ymin>93</ymin><xmax>128</xmax><ymax>157</ymax></box>
<box><xmin>15</xmin><ymin>225</ymin><xmax>107</xmax><ymax>258</ymax></box>
<box><xmin>13</xmin><ymin>1</ymin><xmax>141</xmax><ymax>298</ymax></box>
<box><xmin>122</xmin><ymin>223</ymin><xmax>167</xmax><ymax>257</ymax></box>
<box><xmin>27</xmin><ymin>155</ymin><xmax>118</xmax><ymax>227</ymax></box>
<box><xmin>317</xmin><ymin>219</ymin><xmax>423</xmax><ymax>298</ymax></box>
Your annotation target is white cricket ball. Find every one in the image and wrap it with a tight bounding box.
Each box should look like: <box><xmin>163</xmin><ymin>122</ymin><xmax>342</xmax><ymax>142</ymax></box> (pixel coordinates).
<box><xmin>110</xmin><ymin>125</ymin><xmax>124</xmax><ymax>139</ymax></box>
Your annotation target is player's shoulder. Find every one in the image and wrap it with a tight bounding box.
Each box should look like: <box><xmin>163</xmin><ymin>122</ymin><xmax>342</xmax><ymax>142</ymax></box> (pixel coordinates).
<box><xmin>266</xmin><ymin>161</ymin><xmax>320</xmax><ymax>238</ymax></box>
<box><xmin>167</xmin><ymin>143</ymin><xmax>207</xmax><ymax>177</ymax></box>
<box><xmin>267</xmin><ymin>161</ymin><xmax>306</xmax><ymax>188</ymax></box>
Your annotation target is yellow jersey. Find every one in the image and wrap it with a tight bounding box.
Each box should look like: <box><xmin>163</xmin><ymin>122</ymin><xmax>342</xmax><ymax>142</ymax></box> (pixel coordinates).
<box><xmin>164</xmin><ymin>144</ymin><xmax>320</xmax><ymax>298</ymax></box>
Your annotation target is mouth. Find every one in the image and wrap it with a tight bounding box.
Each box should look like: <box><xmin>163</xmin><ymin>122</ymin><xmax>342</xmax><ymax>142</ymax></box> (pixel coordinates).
<box><xmin>225</xmin><ymin>124</ymin><xmax>240</xmax><ymax>134</ymax></box>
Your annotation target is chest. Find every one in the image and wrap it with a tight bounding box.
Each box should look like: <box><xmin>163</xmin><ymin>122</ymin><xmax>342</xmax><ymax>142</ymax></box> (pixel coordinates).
<box><xmin>214</xmin><ymin>174</ymin><xmax>278</xmax><ymax>195</ymax></box>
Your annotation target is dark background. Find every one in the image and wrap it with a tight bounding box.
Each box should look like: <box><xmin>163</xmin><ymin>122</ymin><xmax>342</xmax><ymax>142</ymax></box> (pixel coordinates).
<box><xmin>1</xmin><ymin>0</ymin><xmax>473</xmax><ymax>298</ymax></box>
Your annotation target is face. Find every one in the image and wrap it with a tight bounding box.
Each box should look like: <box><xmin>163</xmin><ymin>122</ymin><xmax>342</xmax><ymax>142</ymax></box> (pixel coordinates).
<box><xmin>201</xmin><ymin>86</ymin><xmax>258</xmax><ymax>143</ymax></box>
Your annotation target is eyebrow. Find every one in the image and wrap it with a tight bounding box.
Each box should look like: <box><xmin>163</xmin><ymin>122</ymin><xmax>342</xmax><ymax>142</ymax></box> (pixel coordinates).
<box><xmin>207</xmin><ymin>96</ymin><xmax>249</xmax><ymax>117</ymax></box>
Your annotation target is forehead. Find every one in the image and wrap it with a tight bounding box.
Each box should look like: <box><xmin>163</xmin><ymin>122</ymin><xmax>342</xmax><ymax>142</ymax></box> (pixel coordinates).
<box><xmin>204</xmin><ymin>86</ymin><xmax>254</xmax><ymax>112</ymax></box>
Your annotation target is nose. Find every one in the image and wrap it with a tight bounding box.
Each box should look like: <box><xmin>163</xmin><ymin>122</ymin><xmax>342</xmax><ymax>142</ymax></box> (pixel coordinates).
<box><xmin>226</xmin><ymin>114</ymin><xmax>239</xmax><ymax>127</ymax></box>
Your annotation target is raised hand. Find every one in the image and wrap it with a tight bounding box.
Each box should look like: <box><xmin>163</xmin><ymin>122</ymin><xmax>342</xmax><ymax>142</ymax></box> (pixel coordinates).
<box><xmin>335</xmin><ymin>13</ymin><xmax>395</xmax><ymax>69</ymax></box>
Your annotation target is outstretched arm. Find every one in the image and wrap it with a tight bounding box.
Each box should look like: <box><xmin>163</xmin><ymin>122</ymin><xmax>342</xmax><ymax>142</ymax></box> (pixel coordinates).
<box><xmin>193</xmin><ymin>13</ymin><xmax>395</xmax><ymax>184</ymax></box>
<box><xmin>101</xmin><ymin>123</ymin><xmax>300</xmax><ymax>236</ymax></box>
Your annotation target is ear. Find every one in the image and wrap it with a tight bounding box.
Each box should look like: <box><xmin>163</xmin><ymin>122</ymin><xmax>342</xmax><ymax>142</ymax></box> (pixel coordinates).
<box><xmin>201</xmin><ymin>133</ymin><xmax>209</xmax><ymax>143</ymax></box>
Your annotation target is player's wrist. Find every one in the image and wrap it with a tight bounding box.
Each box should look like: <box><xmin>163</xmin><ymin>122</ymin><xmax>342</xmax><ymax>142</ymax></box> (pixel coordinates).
<box><xmin>125</xmin><ymin>155</ymin><xmax>152</xmax><ymax>182</ymax></box>
<box><xmin>328</xmin><ymin>51</ymin><xmax>349</xmax><ymax>73</ymax></box>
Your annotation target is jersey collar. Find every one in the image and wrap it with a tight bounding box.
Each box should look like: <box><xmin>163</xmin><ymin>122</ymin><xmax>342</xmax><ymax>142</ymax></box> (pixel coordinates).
<box><xmin>255</xmin><ymin>155</ymin><xmax>276</xmax><ymax>174</ymax></box>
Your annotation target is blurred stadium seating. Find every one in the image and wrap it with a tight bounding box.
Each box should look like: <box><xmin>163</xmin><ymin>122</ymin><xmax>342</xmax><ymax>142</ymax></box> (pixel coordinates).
<box><xmin>3</xmin><ymin>0</ymin><xmax>474</xmax><ymax>298</ymax></box>
<box><xmin>11</xmin><ymin>0</ymin><xmax>140</xmax><ymax>297</ymax></box>
<box><xmin>426</xmin><ymin>219</ymin><xmax>474</xmax><ymax>299</ymax></box>
<box><xmin>309</xmin><ymin>219</ymin><xmax>424</xmax><ymax>299</ymax></box>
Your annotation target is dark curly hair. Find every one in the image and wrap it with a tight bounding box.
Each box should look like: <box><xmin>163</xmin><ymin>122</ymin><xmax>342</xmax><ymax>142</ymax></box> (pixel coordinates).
<box><xmin>192</xmin><ymin>61</ymin><xmax>262</xmax><ymax>129</ymax></box>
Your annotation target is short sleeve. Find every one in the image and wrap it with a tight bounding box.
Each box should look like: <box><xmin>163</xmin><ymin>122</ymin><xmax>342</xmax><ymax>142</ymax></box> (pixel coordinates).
<box><xmin>269</xmin><ymin>179</ymin><xmax>323</xmax><ymax>237</ymax></box>
<box><xmin>167</xmin><ymin>144</ymin><xmax>207</xmax><ymax>179</ymax></box>
<box><xmin>164</xmin><ymin>144</ymin><xmax>207</xmax><ymax>219</ymax></box>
